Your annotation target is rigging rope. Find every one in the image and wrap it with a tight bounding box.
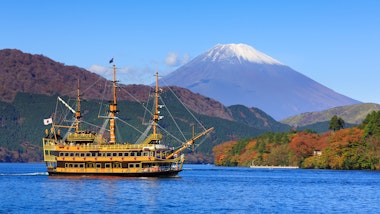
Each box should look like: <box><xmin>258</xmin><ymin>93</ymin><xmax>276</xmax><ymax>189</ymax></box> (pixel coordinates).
<box><xmin>116</xmin><ymin>117</ymin><xmax>144</xmax><ymax>135</ymax></box>
<box><xmin>156</xmin><ymin>123</ymin><xmax>185</xmax><ymax>148</ymax></box>
<box><xmin>159</xmin><ymin>96</ymin><xmax>187</xmax><ymax>142</ymax></box>
<box><xmin>81</xmin><ymin>120</ymin><xmax>109</xmax><ymax>132</ymax></box>
<box><xmin>135</xmin><ymin>123</ymin><xmax>153</xmax><ymax>144</ymax></box>
<box><xmin>159</xmin><ymin>79</ymin><xmax>212</xmax><ymax>149</ymax></box>
<box><xmin>97</xmin><ymin>77</ymin><xmax>110</xmax><ymax>117</ymax></box>
<box><xmin>81</xmin><ymin>76</ymin><xmax>104</xmax><ymax>95</ymax></box>
<box><xmin>118</xmin><ymin>86</ymin><xmax>154</xmax><ymax>114</ymax></box>
<box><xmin>161</xmin><ymin>79</ymin><xmax>207</xmax><ymax>131</ymax></box>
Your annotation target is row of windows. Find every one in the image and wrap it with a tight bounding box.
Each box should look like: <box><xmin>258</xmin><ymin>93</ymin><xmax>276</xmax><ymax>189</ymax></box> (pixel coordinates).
<box><xmin>59</xmin><ymin>151</ymin><xmax>154</xmax><ymax>158</ymax></box>
<box><xmin>64</xmin><ymin>162</ymin><xmax>141</xmax><ymax>168</ymax></box>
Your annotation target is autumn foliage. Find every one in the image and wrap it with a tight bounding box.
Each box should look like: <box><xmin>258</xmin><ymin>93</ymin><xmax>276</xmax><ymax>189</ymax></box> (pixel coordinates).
<box><xmin>213</xmin><ymin>111</ymin><xmax>380</xmax><ymax>170</ymax></box>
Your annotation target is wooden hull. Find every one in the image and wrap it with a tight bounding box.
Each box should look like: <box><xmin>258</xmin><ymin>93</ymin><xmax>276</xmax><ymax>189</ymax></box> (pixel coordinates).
<box><xmin>47</xmin><ymin>169</ymin><xmax>182</xmax><ymax>177</ymax></box>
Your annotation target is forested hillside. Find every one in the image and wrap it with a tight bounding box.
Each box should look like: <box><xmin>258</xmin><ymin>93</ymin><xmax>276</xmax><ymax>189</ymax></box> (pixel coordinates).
<box><xmin>213</xmin><ymin>111</ymin><xmax>380</xmax><ymax>170</ymax></box>
<box><xmin>0</xmin><ymin>92</ymin><xmax>290</xmax><ymax>162</ymax></box>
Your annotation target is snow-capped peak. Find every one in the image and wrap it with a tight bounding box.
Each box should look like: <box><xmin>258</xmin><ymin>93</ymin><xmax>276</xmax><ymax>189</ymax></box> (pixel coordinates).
<box><xmin>204</xmin><ymin>43</ymin><xmax>282</xmax><ymax>65</ymax></box>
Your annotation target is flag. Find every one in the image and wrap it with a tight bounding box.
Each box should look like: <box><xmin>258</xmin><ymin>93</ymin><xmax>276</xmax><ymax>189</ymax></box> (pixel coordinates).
<box><xmin>109</xmin><ymin>58</ymin><xmax>114</xmax><ymax>64</ymax></box>
<box><xmin>43</xmin><ymin>118</ymin><xmax>53</xmax><ymax>125</ymax></box>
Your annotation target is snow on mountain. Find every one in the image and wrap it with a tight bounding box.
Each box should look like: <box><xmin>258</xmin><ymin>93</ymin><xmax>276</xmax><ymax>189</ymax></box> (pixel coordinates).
<box><xmin>159</xmin><ymin>43</ymin><xmax>361</xmax><ymax>120</ymax></box>
<box><xmin>203</xmin><ymin>43</ymin><xmax>282</xmax><ymax>65</ymax></box>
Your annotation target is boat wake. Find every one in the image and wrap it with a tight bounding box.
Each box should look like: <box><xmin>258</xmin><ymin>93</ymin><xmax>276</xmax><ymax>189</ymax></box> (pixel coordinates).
<box><xmin>0</xmin><ymin>172</ymin><xmax>48</xmax><ymax>176</ymax></box>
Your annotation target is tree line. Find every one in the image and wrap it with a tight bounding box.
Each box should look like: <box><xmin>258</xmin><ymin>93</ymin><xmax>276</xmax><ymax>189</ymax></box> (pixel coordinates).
<box><xmin>213</xmin><ymin>111</ymin><xmax>380</xmax><ymax>170</ymax></box>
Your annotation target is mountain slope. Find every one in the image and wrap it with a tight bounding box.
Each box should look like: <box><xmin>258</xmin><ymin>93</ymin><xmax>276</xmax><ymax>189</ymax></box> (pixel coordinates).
<box><xmin>0</xmin><ymin>49</ymin><xmax>106</xmax><ymax>102</ymax></box>
<box><xmin>159</xmin><ymin>43</ymin><xmax>361</xmax><ymax>120</ymax></box>
<box><xmin>281</xmin><ymin>103</ymin><xmax>380</xmax><ymax>127</ymax></box>
<box><xmin>0</xmin><ymin>49</ymin><xmax>232</xmax><ymax>120</ymax></box>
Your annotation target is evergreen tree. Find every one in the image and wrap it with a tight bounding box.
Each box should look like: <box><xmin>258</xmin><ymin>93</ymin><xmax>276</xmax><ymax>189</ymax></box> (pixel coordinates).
<box><xmin>329</xmin><ymin>115</ymin><xmax>345</xmax><ymax>131</ymax></box>
<box><xmin>361</xmin><ymin>111</ymin><xmax>380</xmax><ymax>137</ymax></box>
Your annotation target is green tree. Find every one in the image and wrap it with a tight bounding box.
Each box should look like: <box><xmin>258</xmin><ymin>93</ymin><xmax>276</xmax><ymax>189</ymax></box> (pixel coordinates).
<box><xmin>329</xmin><ymin>115</ymin><xmax>345</xmax><ymax>131</ymax></box>
<box><xmin>360</xmin><ymin>111</ymin><xmax>380</xmax><ymax>137</ymax></box>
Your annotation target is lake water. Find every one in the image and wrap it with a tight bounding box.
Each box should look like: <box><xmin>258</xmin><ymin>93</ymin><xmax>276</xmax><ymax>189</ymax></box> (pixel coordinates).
<box><xmin>0</xmin><ymin>163</ymin><xmax>379</xmax><ymax>213</ymax></box>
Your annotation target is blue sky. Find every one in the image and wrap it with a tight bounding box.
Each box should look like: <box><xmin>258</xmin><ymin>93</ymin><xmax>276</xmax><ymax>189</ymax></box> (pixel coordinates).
<box><xmin>1</xmin><ymin>0</ymin><xmax>379</xmax><ymax>104</ymax></box>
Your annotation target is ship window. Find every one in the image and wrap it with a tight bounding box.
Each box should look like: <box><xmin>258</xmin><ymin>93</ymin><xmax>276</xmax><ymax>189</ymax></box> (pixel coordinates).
<box><xmin>130</xmin><ymin>152</ymin><xmax>135</xmax><ymax>156</ymax></box>
<box><xmin>118</xmin><ymin>153</ymin><xmax>123</xmax><ymax>156</ymax></box>
<box><xmin>45</xmin><ymin>150</ymin><xmax>49</xmax><ymax>155</ymax></box>
<box><xmin>70</xmin><ymin>153</ymin><xmax>74</xmax><ymax>157</ymax></box>
<box><xmin>86</xmin><ymin>153</ymin><xmax>91</xmax><ymax>157</ymax></box>
<box><xmin>107</xmin><ymin>153</ymin><xmax>111</xmax><ymax>157</ymax></box>
<box><xmin>75</xmin><ymin>153</ymin><xmax>80</xmax><ymax>157</ymax></box>
<box><xmin>59</xmin><ymin>152</ymin><xmax>63</xmax><ymax>156</ymax></box>
<box><xmin>92</xmin><ymin>153</ymin><xmax>97</xmax><ymax>157</ymax></box>
<box><xmin>105</xmin><ymin>163</ymin><xmax>111</xmax><ymax>168</ymax></box>
<box><xmin>124</xmin><ymin>153</ymin><xmax>129</xmax><ymax>156</ymax></box>
<box><xmin>64</xmin><ymin>153</ymin><xmax>69</xmax><ymax>157</ymax></box>
<box><xmin>80</xmin><ymin>153</ymin><xmax>85</xmax><ymax>157</ymax></box>
<box><xmin>96</xmin><ymin>163</ymin><xmax>101</xmax><ymax>168</ymax></box>
<box><xmin>113</xmin><ymin>153</ymin><xmax>117</xmax><ymax>156</ymax></box>
<box><xmin>74</xmin><ymin>163</ymin><xmax>83</xmax><ymax>168</ymax></box>
<box><xmin>137</xmin><ymin>152</ymin><xmax>141</xmax><ymax>156</ymax></box>
<box><xmin>113</xmin><ymin>163</ymin><xmax>122</xmax><ymax>168</ymax></box>
<box><xmin>136</xmin><ymin>163</ymin><xmax>140</xmax><ymax>168</ymax></box>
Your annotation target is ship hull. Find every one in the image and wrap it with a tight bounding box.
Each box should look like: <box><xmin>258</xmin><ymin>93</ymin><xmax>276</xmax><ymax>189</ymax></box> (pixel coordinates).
<box><xmin>47</xmin><ymin>170</ymin><xmax>182</xmax><ymax>177</ymax></box>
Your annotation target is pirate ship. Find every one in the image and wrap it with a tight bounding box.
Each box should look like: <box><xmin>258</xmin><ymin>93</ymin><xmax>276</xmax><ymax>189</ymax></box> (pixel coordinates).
<box><xmin>42</xmin><ymin>65</ymin><xmax>213</xmax><ymax>177</ymax></box>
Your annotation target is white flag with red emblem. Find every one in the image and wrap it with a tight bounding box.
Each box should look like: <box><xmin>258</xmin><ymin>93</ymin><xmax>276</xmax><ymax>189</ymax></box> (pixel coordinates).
<box><xmin>43</xmin><ymin>118</ymin><xmax>53</xmax><ymax>125</ymax></box>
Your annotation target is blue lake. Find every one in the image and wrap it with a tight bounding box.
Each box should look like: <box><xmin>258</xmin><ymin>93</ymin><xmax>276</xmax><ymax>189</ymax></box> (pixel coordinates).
<box><xmin>0</xmin><ymin>163</ymin><xmax>379</xmax><ymax>213</ymax></box>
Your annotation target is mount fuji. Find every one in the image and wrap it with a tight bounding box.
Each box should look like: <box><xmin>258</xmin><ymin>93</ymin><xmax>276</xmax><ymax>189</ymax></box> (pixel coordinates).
<box><xmin>159</xmin><ymin>43</ymin><xmax>361</xmax><ymax>120</ymax></box>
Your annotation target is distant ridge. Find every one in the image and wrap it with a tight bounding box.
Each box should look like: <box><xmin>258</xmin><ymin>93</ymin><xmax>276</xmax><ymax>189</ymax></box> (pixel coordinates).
<box><xmin>159</xmin><ymin>43</ymin><xmax>361</xmax><ymax>120</ymax></box>
<box><xmin>281</xmin><ymin>103</ymin><xmax>380</xmax><ymax>127</ymax></box>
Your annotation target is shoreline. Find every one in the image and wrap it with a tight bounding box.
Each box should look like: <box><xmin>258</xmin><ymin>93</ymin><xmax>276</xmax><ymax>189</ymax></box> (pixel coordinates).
<box><xmin>250</xmin><ymin>165</ymin><xmax>299</xmax><ymax>169</ymax></box>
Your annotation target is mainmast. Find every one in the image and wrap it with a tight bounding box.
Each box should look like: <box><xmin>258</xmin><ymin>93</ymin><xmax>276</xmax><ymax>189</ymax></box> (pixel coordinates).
<box><xmin>153</xmin><ymin>72</ymin><xmax>160</xmax><ymax>135</ymax></box>
<box><xmin>109</xmin><ymin>65</ymin><xmax>118</xmax><ymax>143</ymax></box>
<box><xmin>75</xmin><ymin>79</ymin><xmax>81</xmax><ymax>132</ymax></box>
